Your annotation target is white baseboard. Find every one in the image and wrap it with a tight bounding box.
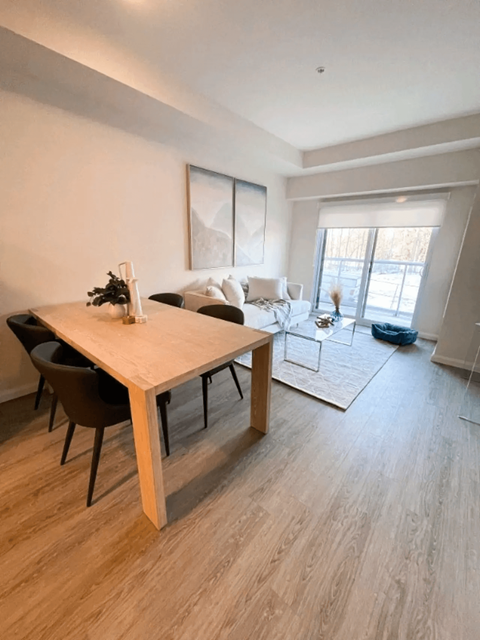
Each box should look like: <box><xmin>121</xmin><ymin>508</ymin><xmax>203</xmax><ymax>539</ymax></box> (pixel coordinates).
<box><xmin>430</xmin><ymin>353</ymin><xmax>472</xmax><ymax>370</ymax></box>
<box><xmin>0</xmin><ymin>382</ymin><xmax>38</xmax><ymax>405</ymax></box>
<box><xmin>418</xmin><ymin>332</ymin><xmax>438</xmax><ymax>341</ymax></box>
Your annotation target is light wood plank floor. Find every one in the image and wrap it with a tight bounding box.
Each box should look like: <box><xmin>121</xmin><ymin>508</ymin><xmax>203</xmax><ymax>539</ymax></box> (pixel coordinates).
<box><xmin>0</xmin><ymin>339</ymin><xmax>479</xmax><ymax>640</ymax></box>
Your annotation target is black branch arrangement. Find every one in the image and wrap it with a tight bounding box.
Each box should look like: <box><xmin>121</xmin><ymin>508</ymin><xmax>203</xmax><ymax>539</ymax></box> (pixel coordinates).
<box><xmin>87</xmin><ymin>271</ymin><xmax>131</xmax><ymax>307</ymax></box>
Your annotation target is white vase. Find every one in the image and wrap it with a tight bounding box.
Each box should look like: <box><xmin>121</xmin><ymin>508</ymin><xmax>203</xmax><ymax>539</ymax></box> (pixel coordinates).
<box><xmin>108</xmin><ymin>303</ymin><xmax>126</xmax><ymax>319</ymax></box>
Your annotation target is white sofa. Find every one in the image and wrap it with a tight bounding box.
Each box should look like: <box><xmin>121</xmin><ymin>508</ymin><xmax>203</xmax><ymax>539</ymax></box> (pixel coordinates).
<box><xmin>184</xmin><ymin>281</ymin><xmax>311</xmax><ymax>333</ymax></box>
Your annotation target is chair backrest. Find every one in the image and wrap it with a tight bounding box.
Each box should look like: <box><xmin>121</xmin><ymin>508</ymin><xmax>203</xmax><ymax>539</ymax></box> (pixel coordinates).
<box><xmin>31</xmin><ymin>342</ymin><xmax>128</xmax><ymax>429</ymax></box>
<box><xmin>6</xmin><ymin>314</ymin><xmax>56</xmax><ymax>354</ymax></box>
<box><xmin>197</xmin><ymin>304</ymin><xmax>244</xmax><ymax>326</ymax></box>
<box><xmin>148</xmin><ymin>293</ymin><xmax>184</xmax><ymax>308</ymax></box>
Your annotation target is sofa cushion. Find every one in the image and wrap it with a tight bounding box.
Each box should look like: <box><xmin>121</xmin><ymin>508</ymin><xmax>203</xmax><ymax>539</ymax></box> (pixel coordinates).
<box><xmin>247</xmin><ymin>276</ymin><xmax>284</xmax><ymax>301</ymax></box>
<box><xmin>242</xmin><ymin>299</ymin><xmax>311</xmax><ymax>330</ymax></box>
<box><xmin>242</xmin><ymin>304</ymin><xmax>276</xmax><ymax>330</ymax></box>
<box><xmin>222</xmin><ymin>277</ymin><xmax>245</xmax><ymax>309</ymax></box>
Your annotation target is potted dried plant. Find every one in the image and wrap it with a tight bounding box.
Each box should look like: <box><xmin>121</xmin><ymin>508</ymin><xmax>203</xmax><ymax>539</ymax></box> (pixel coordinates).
<box><xmin>329</xmin><ymin>282</ymin><xmax>343</xmax><ymax>321</ymax></box>
<box><xmin>87</xmin><ymin>271</ymin><xmax>130</xmax><ymax>319</ymax></box>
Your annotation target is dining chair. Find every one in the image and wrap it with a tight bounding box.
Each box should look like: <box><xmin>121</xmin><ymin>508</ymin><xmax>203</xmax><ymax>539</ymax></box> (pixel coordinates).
<box><xmin>7</xmin><ymin>314</ymin><xmax>94</xmax><ymax>431</ymax></box>
<box><xmin>197</xmin><ymin>305</ymin><xmax>244</xmax><ymax>429</ymax></box>
<box><xmin>148</xmin><ymin>293</ymin><xmax>184</xmax><ymax>308</ymax></box>
<box><xmin>7</xmin><ymin>314</ymin><xmax>56</xmax><ymax>411</ymax></box>
<box><xmin>30</xmin><ymin>341</ymin><xmax>171</xmax><ymax>506</ymax></box>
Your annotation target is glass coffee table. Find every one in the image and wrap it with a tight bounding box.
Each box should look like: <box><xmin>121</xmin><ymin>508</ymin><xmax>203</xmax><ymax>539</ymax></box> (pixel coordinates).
<box><xmin>284</xmin><ymin>317</ymin><xmax>356</xmax><ymax>372</ymax></box>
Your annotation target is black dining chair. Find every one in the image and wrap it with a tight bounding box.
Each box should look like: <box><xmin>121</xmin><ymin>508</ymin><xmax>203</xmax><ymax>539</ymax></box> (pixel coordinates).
<box><xmin>148</xmin><ymin>293</ymin><xmax>184</xmax><ymax>308</ymax></box>
<box><xmin>6</xmin><ymin>314</ymin><xmax>91</xmax><ymax>432</ymax></box>
<box><xmin>197</xmin><ymin>305</ymin><xmax>244</xmax><ymax>429</ymax></box>
<box><xmin>7</xmin><ymin>314</ymin><xmax>94</xmax><ymax>431</ymax></box>
<box><xmin>30</xmin><ymin>342</ymin><xmax>172</xmax><ymax>506</ymax></box>
<box><xmin>7</xmin><ymin>314</ymin><xmax>56</xmax><ymax>411</ymax></box>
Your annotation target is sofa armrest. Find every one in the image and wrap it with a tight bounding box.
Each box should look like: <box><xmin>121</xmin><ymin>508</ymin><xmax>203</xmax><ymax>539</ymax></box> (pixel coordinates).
<box><xmin>184</xmin><ymin>290</ymin><xmax>228</xmax><ymax>312</ymax></box>
<box><xmin>287</xmin><ymin>282</ymin><xmax>303</xmax><ymax>300</ymax></box>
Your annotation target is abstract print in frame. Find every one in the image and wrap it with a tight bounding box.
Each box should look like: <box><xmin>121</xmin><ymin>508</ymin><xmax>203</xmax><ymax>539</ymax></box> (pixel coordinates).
<box><xmin>188</xmin><ymin>165</ymin><xmax>234</xmax><ymax>270</ymax></box>
<box><xmin>234</xmin><ymin>179</ymin><xmax>267</xmax><ymax>266</ymax></box>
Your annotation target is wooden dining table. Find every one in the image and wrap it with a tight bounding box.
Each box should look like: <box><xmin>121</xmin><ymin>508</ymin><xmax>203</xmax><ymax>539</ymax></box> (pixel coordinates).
<box><xmin>30</xmin><ymin>299</ymin><xmax>273</xmax><ymax>529</ymax></box>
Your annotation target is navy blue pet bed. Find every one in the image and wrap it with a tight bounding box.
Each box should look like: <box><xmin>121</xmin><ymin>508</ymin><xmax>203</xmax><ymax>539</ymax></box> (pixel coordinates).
<box><xmin>371</xmin><ymin>323</ymin><xmax>418</xmax><ymax>346</ymax></box>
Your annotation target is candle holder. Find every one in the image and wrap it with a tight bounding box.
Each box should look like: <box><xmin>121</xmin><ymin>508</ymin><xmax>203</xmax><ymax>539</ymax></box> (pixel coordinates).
<box><xmin>119</xmin><ymin>261</ymin><xmax>148</xmax><ymax>324</ymax></box>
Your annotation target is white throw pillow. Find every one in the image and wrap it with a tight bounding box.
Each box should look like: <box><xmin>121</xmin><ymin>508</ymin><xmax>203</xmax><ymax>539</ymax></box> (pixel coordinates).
<box><xmin>247</xmin><ymin>276</ymin><xmax>284</xmax><ymax>301</ymax></box>
<box><xmin>205</xmin><ymin>285</ymin><xmax>227</xmax><ymax>301</ymax></box>
<box><xmin>206</xmin><ymin>277</ymin><xmax>223</xmax><ymax>293</ymax></box>
<box><xmin>222</xmin><ymin>277</ymin><xmax>245</xmax><ymax>309</ymax></box>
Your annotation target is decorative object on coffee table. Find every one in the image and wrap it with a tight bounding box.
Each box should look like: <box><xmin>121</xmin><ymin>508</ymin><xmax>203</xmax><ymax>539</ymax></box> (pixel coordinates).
<box><xmin>329</xmin><ymin>282</ymin><xmax>343</xmax><ymax>321</ymax></box>
<box><xmin>316</xmin><ymin>314</ymin><xmax>334</xmax><ymax>328</ymax></box>
<box><xmin>87</xmin><ymin>271</ymin><xmax>130</xmax><ymax>319</ymax></box>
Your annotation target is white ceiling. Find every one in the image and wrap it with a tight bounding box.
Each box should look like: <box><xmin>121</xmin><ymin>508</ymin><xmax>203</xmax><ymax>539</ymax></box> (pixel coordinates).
<box><xmin>3</xmin><ymin>0</ymin><xmax>480</xmax><ymax>150</ymax></box>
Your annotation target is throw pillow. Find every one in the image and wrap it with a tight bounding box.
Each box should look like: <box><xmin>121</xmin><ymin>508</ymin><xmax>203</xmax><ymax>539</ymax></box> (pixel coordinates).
<box><xmin>206</xmin><ymin>277</ymin><xmax>223</xmax><ymax>293</ymax></box>
<box><xmin>247</xmin><ymin>276</ymin><xmax>284</xmax><ymax>301</ymax></box>
<box><xmin>222</xmin><ymin>277</ymin><xmax>245</xmax><ymax>309</ymax></box>
<box><xmin>205</xmin><ymin>286</ymin><xmax>227</xmax><ymax>301</ymax></box>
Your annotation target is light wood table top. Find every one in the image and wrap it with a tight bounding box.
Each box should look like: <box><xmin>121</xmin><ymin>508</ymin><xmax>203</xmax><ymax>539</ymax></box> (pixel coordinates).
<box><xmin>30</xmin><ymin>300</ymin><xmax>271</xmax><ymax>392</ymax></box>
<box><xmin>30</xmin><ymin>299</ymin><xmax>273</xmax><ymax>529</ymax></box>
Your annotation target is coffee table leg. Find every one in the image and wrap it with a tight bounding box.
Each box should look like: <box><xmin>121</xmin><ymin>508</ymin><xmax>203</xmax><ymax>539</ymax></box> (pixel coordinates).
<box><xmin>317</xmin><ymin>341</ymin><xmax>322</xmax><ymax>372</ymax></box>
<box><xmin>350</xmin><ymin>321</ymin><xmax>356</xmax><ymax>346</ymax></box>
<box><xmin>285</xmin><ymin>332</ymin><xmax>322</xmax><ymax>373</ymax></box>
<box><xmin>129</xmin><ymin>385</ymin><xmax>167</xmax><ymax>530</ymax></box>
<box><xmin>251</xmin><ymin>339</ymin><xmax>272</xmax><ymax>434</ymax></box>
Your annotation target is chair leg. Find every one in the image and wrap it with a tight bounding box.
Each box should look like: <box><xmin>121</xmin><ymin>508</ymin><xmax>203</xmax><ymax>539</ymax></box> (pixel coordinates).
<box><xmin>34</xmin><ymin>374</ymin><xmax>45</xmax><ymax>410</ymax></box>
<box><xmin>202</xmin><ymin>374</ymin><xmax>209</xmax><ymax>429</ymax></box>
<box><xmin>229</xmin><ymin>364</ymin><xmax>244</xmax><ymax>400</ymax></box>
<box><xmin>159</xmin><ymin>399</ymin><xmax>170</xmax><ymax>457</ymax></box>
<box><xmin>87</xmin><ymin>427</ymin><xmax>105</xmax><ymax>508</ymax></box>
<box><xmin>48</xmin><ymin>394</ymin><xmax>58</xmax><ymax>432</ymax></box>
<box><xmin>61</xmin><ymin>421</ymin><xmax>76</xmax><ymax>465</ymax></box>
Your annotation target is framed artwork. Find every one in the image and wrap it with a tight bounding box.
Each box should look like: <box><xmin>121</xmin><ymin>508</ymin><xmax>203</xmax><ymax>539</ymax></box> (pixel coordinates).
<box><xmin>187</xmin><ymin>165</ymin><xmax>234</xmax><ymax>270</ymax></box>
<box><xmin>187</xmin><ymin>165</ymin><xmax>267</xmax><ymax>270</ymax></box>
<box><xmin>234</xmin><ymin>179</ymin><xmax>267</xmax><ymax>266</ymax></box>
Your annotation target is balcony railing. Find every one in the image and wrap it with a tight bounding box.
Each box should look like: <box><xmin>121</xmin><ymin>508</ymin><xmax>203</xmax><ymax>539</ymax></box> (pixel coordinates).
<box><xmin>317</xmin><ymin>256</ymin><xmax>425</xmax><ymax>320</ymax></box>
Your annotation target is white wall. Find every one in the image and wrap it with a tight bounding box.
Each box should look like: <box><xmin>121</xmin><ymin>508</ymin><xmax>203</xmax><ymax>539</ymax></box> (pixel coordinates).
<box><xmin>287</xmin><ymin>185</ymin><xmax>478</xmax><ymax>339</ymax></box>
<box><xmin>287</xmin><ymin>200</ymin><xmax>319</xmax><ymax>305</ymax></box>
<box><xmin>433</xmin><ymin>193</ymin><xmax>480</xmax><ymax>367</ymax></box>
<box><xmin>0</xmin><ymin>89</ymin><xmax>292</xmax><ymax>402</ymax></box>
<box><xmin>416</xmin><ymin>187</ymin><xmax>477</xmax><ymax>338</ymax></box>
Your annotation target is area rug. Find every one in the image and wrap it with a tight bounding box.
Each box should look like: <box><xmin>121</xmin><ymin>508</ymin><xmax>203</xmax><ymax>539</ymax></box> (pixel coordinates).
<box><xmin>236</xmin><ymin>325</ymin><xmax>398</xmax><ymax>410</ymax></box>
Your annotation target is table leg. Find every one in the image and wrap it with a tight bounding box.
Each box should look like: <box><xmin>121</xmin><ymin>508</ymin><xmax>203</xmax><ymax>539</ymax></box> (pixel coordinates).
<box><xmin>129</xmin><ymin>385</ymin><xmax>167</xmax><ymax>530</ymax></box>
<box><xmin>251</xmin><ymin>339</ymin><xmax>272</xmax><ymax>434</ymax></box>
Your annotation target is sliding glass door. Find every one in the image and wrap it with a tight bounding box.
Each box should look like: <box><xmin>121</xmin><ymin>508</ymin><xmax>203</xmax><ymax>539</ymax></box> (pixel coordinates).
<box><xmin>314</xmin><ymin>226</ymin><xmax>437</xmax><ymax>327</ymax></box>
<box><xmin>363</xmin><ymin>227</ymin><xmax>434</xmax><ymax>324</ymax></box>
<box><xmin>315</xmin><ymin>228</ymin><xmax>371</xmax><ymax>318</ymax></box>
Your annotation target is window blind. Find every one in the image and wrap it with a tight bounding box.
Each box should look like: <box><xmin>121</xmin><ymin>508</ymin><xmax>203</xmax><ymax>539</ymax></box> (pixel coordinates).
<box><xmin>318</xmin><ymin>197</ymin><xmax>447</xmax><ymax>229</ymax></box>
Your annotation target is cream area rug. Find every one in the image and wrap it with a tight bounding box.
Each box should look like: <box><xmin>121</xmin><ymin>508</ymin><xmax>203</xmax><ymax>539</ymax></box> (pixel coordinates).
<box><xmin>236</xmin><ymin>325</ymin><xmax>398</xmax><ymax>410</ymax></box>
